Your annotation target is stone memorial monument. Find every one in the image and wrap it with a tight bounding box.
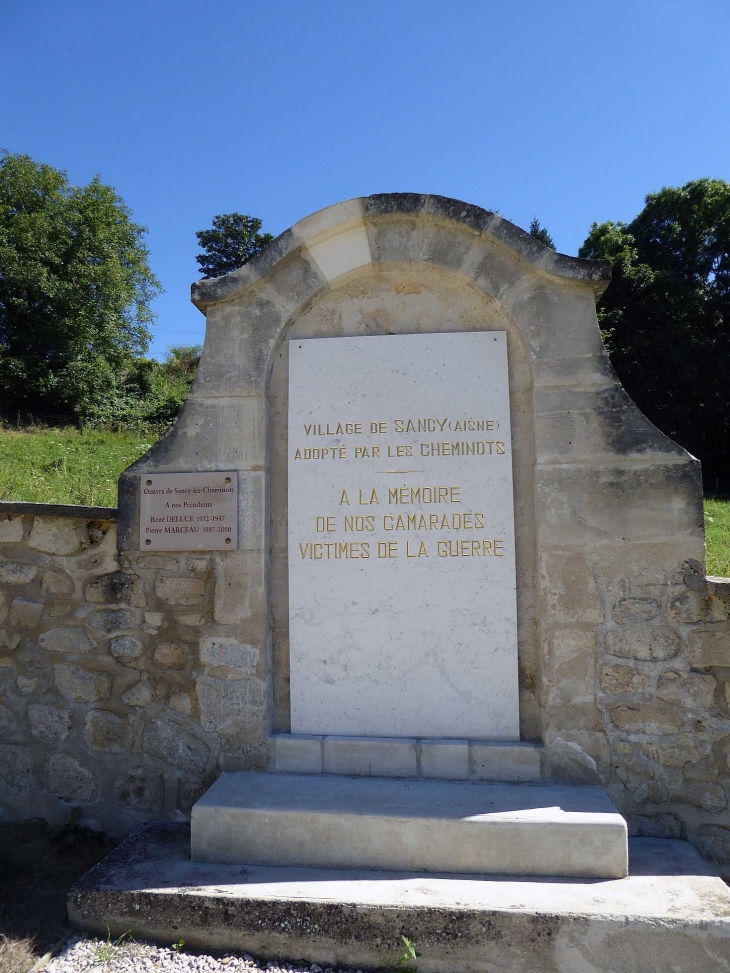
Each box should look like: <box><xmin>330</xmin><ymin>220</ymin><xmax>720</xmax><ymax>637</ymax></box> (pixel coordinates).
<box><xmin>2</xmin><ymin>194</ymin><xmax>729</xmax><ymax>970</ymax></box>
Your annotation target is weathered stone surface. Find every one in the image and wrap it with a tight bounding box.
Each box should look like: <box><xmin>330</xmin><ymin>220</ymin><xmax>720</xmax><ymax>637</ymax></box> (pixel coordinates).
<box><xmin>656</xmin><ymin>670</ymin><xmax>717</xmax><ymax>709</ymax></box>
<box><xmin>39</xmin><ymin>626</ymin><xmax>95</xmax><ymax>654</ymax></box>
<box><xmin>154</xmin><ymin>642</ymin><xmax>186</xmax><ymax>668</ymax></box>
<box><xmin>120</xmin><ymin>681</ymin><xmax>153</xmax><ymax>707</ymax></box>
<box><xmin>696</xmin><ymin>824</ymin><xmax>730</xmax><ymax>864</ymax></box>
<box><xmin>141</xmin><ymin>713</ymin><xmax>212</xmax><ymax>774</ymax></box>
<box><xmin>612</xmin><ymin>597</ymin><xmax>661</xmax><ymax>624</ymax></box>
<box><xmin>0</xmin><ymin>744</ymin><xmax>33</xmax><ymax>792</ymax></box>
<box><xmin>642</xmin><ymin>736</ymin><xmax>714</xmax><ymax>769</ymax></box>
<box><xmin>0</xmin><ymin>630</ymin><xmax>21</xmax><ymax>651</ymax></box>
<box><xmin>85</xmin><ymin>571</ymin><xmax>146</xmax><ymax>608</ymax></box>
<box><xmin>670</xmin><ymin>590</ymin><xmax>728</xmax><ymax>624</ymax></box>
<box><xmin>48</xmin><ymin>753</ymin><xmax>100</xmax><ymax>803</ymax></box>
<box><xmin>678</xmin><ymin>781</ymin><xmax>727</xmax><ymax>813</ymax></box>
<box><xmin>187</xmin><ymin>558</ymin><xmax>208</xmax><ymax>574</ymax></box>
<box><xmin>604</xmin><ymin>626</ymin><xmax>680</xmax><ymax>661</ymax></box>
<box><xmin>144</xmin><ymin>611</ymin><xmax>165</xmax><ymax>628</ymax></box>
<box><xmin>55</xmin><ymin>664</ymin><xmax>111</xmax><ymax>702</ymax></box>
<box><xmin>48</xmin><ymin>600</ymin><xmax>74</xmax><ymax>617</ymax></box>
<box><xmin>84</xmin><ymin>711</ymin><xmax>132</xmax><ymax>753</ymax></box>
<box><xmin>0</xmin><ymin>703</ymin><xmax>19</xmax><ymax>734</ymax></box>
<box><xmin>109</xmin><ymin>635</ymin><xmax>143</xmax><ymax>661</ymax></box>
<box><xmin>634</xmin><ymin>813</ymin><xmax>683</xmax><ymax>839</ymax></box>
<box><xmin>684</xmin><ymin>757</ymin><xmax>719</xmax><ymax>782</ymax></box>
<box><xmin>611</xmin><ymin>703</ymin><xmax>683</xmax><ymax>734</ymax></box>
<box><xmin>0</xmin><ymin>516</ymin><xmax>24</xmax><ymax>542</ymax></box>
<box><xmin>8</xmin><ymin>597</ymin><xmax>43</xmax><ymax>628</ymax></box>
<box><xmin>42</xmin><ymin>570</ymin><xmax>75</xmax><ymax>597</ymax></box>
<box><xmin>29</xmin><ymin>517</ymin><xmax>87</xmax><ymax>555</ymax></box>
<box><xmin>89</xmin><ymin>607</ymin><xmax>136</xmax><ymax>635</ymax></box>
<box><xmin>196</xmin><ymin>674</ymin><xmax>266</xmax><ymax>744</ymax></box>
<box><xmin>28</xmin><ymin>703</ymin><xmax>73</xmax><ymax>743</ymax></box>
<box><xmin>16</xmin><ymin>674</ymin><xmax>37</xmax><ymax>693</ymax></box>
<box><xmin>169</xmin><ymin>692</ymin><xmax>192</xmax><ymax>715</ymax></box>
<box><xmin>600</xmin><ymin>665</ymin><xmax>649</xmax><ymax>694</ymax></box>
<box><xmin>116</xmin><ymin>766</ymin><xmax>164</xmax><ymax>811</ymax></box>
<box><xmin>177</xmin><ymin>777</ymin><xmax>206</xmax><ymax>813</ymax></box>
<box><xmin>154</xmin><ymin>576</ymin><xmax>205</xmax><ymax>607</ymax></box>
<box><xmin>199</xmin><ymin>636</ymin><xmax>258</xmax><ymax>672</ymax></box>
<box><xmin>540</xmin><ymin>552</ymin><xmax>603</xmax><ymax>625</ymax></box>
<box><xmin>0</xmin><ymin>559</ymin><xmax>37</xmax><ymax>584</ymax></box>
<box><xmin>685</xmin><ymin>629</ymin><xmax>730</xmax><ymax>668</ymax></box>
<box><xmin>175</xmin><ymin>612</ymin><xmax>207</xmax><ymax>627</ymax></box>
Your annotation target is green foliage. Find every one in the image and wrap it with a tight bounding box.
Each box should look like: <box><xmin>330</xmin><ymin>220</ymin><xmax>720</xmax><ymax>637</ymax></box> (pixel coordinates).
<box><xmin>396</xmin><ymin>935</ymin><xmax>420</xmax><ymax>970</ymax></box>
<box><xmin>0</xmin><ymin>426</ymin><xmax>155</xmax><ymax>505</ymax></box>
<box><xmin>579</xmin><ymin>179</ymin><xmax>730</xmax><ymax>479</ymax></box>
<box><xmin>0</xmin><ymin>151</ymin><xmax>162</xmax><ymax>422</ymax></box>
<box><xmin>529</xmin><ymin>218</ymin><xmax>556</xmax><ymax>250</ymax></box>
<box><xmin>94</xmin><ymin>929</ymin><xmax>134</xmax><ymax>965</ymax></box>
<box><xmin>195</xmin><ymin>212</ymin><xmax>273</xmax><ymax>279</ymax></box>
<box><xmin>705</xmin><ymin>498</ymin><xmax>730</xmax><ymax>578</ymax></box>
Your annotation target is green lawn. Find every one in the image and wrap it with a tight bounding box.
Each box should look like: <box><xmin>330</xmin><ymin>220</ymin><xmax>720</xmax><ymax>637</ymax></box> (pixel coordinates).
<box><xmin>705</xmin><ymin>497</ymin><xmax>730</xmax><ymax>578</ymax></box>
<box><xmin>0</xmin><ymin>426</ymin><xmax>156</xmax><ymax>507</ymax></box>
<box><xmin>0</xmin><ymin>427</ymin><xmax>728</xmax><ymax>578</ymax></box>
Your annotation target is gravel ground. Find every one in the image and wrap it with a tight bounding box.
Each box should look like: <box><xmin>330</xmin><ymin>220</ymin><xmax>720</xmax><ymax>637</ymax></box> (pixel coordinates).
<box><xmin>40</xmin><ymin>935</ymin><xmax>365</xmax><ymax>973</ymax></box>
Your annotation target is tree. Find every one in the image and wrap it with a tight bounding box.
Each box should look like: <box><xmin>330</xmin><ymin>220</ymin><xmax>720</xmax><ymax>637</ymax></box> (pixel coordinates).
<box><xmin>0</xmin><ymin>151</ymin><xmax>161</xmax><ymax>421</ymax></box>
<box><xmin>579</xmin><ymin>179</ymin><xmax>730</xmax><ymax>482</ymax></box>
<box><xmin>529</xmin><ymin>218</ymin><xmax>556</xmax><ymax>250</ymax></box>
<box><xmin>195</xmin><ymin>213</ymin><xmax>273</xmax><ymax>279</ymax></box>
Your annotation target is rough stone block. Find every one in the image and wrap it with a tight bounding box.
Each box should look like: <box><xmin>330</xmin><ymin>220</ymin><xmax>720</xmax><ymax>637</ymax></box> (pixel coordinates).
<box><xmin>39</xmin><ymin>626</ymin><xmax>95</xmax><ymax>655</ymax></box>
<box><xmin>612</xmin><ymin>597</ymin><xmax>661</xmax><ymax>624</ymax></box>
<box><xmin>679</xmin><ymin>781</ymin><xmax>727</xmax><ymax>813</ymax></box>
<box><xmin>540</xmin><ymin>552</ymin><xmax>603</xmax><ymax>625</ymax></box>
<box><xmin>84</xmin><ymin>710</ymin><xmax>132</xmax><ymax>753</ymax></box>
<box><xmin>670</xmin><ymin>590</ymin><xmax>728</xmax><ymax>624</ymax></box>
<box><xmin>55</xmin><ymin>664</ymin><xmax>111</xmax><ymax>702</ymax></box>
<box><xmin>16</xmin><ymin>674</ymin><xmax>37</xmax><ymax>694</ymax></box>
<box><xmin>85</xmin><ymin>571</ymin><xmax>146</xmax><ymax>608</ymax></box>
<box><xmin>0</xmin><ymin>744</ymin><xmax>33</xmax><ymax>793</ymax></box>
<box><xmin>29</xmin><ymin>517</ymin><xmax>87</xmax><ymax>555</ymax></box>
<box><xmin>42</xmin><ymin>570</ymin><xmax>75</xmax><ymax>597</ymax></box>
<box><xmin>120</xmin><ymin>680</ymin><xmax>153</xmax><ymax>707</ymax></box>
<box><xmin>0</xmin><ymin>560</ymin><xmax>37</xmax><ymax>584</ymax></box>
<box><xmin>169</xmin><ymin>692</ymin><xmax>192</xmax><ymax>715</ymax></box>
<box><xmin>9</xmin><ymin>597</ymin><xmax>43</xmax><ymax>628</ymax></box>
<box><xmin>175</xmin><ymin>612</ymin><xmax>207</xmax><ymax>627</ymax></box>
<box><xmin>89</xmin><ymin>607</ymin><xmax>136</xmax><ymax>635</ymax></box>
<box><xmin>155</xmin><ymin>576</ymin><xmax>205</xmax><ymax>607</ymax></box>
<box><xmin>141</xmin><ymin>712</ymin><xmax>212</xmax><ymax>775</ymax></box>
<box><xmin>48</xmin><ymin>753</ymin><xmax>100</xmax><ymax>803</ymax></box>
<box><xmin>604</xmin><ymin>626</ymin><xmax>680</xmax><ymax>661</ymax></box>
<box><xmin>28</xmin><ymin>703</ymin><xmax>73</xmax><ymax>743</ymax></box>
<box><xmin>656</xmin><ymin>670</ymin><xmax>717</xmax><ymax>709</ymax></box>
<box><xmin>600</xmin><ymin>665</ymin><xmax>649</xmax><ymax>694</ymax></box>
<box><xmin>109</xmin><ymin>635</ymin><xmax>143</xmax><ymax>661</ymax></box>
<box><xmin>610</xmin><ymin>703</ymin><xmax>683</xmax><ymax>734</ymax></box>
<box><xmin>199</xmin><ymin>636</ymin><xmax>258</xmax><ymax>673</ymax></box>
<box><xmin>683</xmin><ymin>757</ymin><xmax>718</xmax><ymax>782</ymax></box>
<box><xmin>0</xmin><ymin>703</ymin><xmax>19</xmax><ymax>734</ymax></box>
<box><xmin>0</xmin><ymin>517</ymin><xmax>24</xmax><ymax>542</ymax></box>
<box><xmin>0</xmin><ymin>630</ymin><xmax>21</xmax><ymax>652</ymax></box>
<box><xmin>117</xmin><ymin>766</ymin><xmax>164</xmax><ymax>811</ymax></box>
<box><xmin>196</xmin><ymin>674</ymin><xmax>266</xmax><ymax>747</ymax></box>
<box><xmin>154</xmin><ymin>642</ymin><xmax>186</xmax><ymax>668</ymax></box>
<box><xmin>634</xmin><ymin>813</ymin><xmax>683</xmax><ymax>839</ymax></box>
<box><xmin>686</xmin><ymin>629</ymin><xmax>730</xmax><ymax>668</ymax></box>
<box><xmin>420</xmin><ymin>740</ymin><xmax>469</xmax><ymax>779</ymax></box>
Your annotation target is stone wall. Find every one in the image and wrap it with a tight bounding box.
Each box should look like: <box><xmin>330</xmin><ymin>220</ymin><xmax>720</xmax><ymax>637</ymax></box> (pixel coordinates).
<box><xmin>0</xmin><ymin>504</ymin><xmax>266</xmax><ymax>836</ymax></box>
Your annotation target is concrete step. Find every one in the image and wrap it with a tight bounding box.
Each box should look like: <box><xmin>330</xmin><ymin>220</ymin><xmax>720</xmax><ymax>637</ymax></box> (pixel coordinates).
<box><xmin>69</xmin><ymin>824</ymin><xmax>730</xmax><ymax>973</ymax></box>
<box><xmin>191</xmin><ymin>771</ymin><xmax>628</xmax><ymax>879</ymax></box>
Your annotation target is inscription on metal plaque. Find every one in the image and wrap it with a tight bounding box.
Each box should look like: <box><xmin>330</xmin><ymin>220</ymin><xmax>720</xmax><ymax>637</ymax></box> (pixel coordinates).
<box><xmin>139</xmin><ymin>471</ymin><xmax>238</xmax><ymax>551</ymax></box>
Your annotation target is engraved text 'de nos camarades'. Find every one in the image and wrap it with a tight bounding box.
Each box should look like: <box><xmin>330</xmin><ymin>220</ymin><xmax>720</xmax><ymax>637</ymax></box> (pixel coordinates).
<box><xmin>139</xmin><ymin>471</ymin><xmax>238</xmax><ymax>551</ymax></box>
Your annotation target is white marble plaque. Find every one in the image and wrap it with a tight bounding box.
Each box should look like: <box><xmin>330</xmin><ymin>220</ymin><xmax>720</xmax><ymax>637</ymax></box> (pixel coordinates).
<box><xmin>288</xmin><ymin>332</ymin><xmax>519</xmax><ymax>739</ymax></box>
<box><xmin>140</xmin><ymin>472</ymin><xmax>238</xmax><ymax>551</ymax></box>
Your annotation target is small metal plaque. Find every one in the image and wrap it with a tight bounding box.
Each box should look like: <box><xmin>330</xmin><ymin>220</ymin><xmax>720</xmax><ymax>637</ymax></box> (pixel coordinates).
<box><xmin>139</xmin><ymin>472</ymin><xmax>238</xmax><ymax>551</ymax></box>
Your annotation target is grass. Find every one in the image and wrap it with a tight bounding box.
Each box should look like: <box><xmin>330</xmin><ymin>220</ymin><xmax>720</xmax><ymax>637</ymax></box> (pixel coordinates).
<box><xmin>0</xmin><ymin>820</ymin><xmax>115</xmax><ymax>972</ymax></box>
<box><xmin>705</xmin><ymin>497</ymin><xmax>730</xmax><ymax>578</ymax></box>
<box><xmin>0</xmin><ymin>426</ymin><xmax>156</xmax><ymax>507</ymax></box>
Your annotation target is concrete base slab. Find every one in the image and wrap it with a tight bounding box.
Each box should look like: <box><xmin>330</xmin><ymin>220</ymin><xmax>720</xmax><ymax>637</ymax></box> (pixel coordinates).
<box><xmin>69</xmin><ymin>825</ymin><xmax>730</xmax><ymax>973</ymax></box>
<box><xmin>191</xmin><ymin>772</ymin><xmax>627</xmax><ymax>879</ymax></box>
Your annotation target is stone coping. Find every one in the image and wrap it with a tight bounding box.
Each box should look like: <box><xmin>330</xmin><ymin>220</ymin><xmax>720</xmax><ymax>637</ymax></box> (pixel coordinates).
<box><xmin>0</xmin><ymin>500</ymin><xmax>118</xmax><ymax>520</ymax></box>
<box><xmin>191</xmin><ymin>193</ymin><xmax>612</xmax><ymax>309</ymax></box>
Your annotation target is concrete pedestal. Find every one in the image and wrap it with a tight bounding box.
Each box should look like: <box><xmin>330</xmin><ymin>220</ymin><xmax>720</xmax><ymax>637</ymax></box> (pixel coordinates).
<box><xmin>191</xmin><ymin>772</ymin><xmax>628</xmax><ymax>879</ymax></box>
<box><xmin>69</xmin><ymin>824</ymin><xmax>730</xmax><ymax>973</ymax></box>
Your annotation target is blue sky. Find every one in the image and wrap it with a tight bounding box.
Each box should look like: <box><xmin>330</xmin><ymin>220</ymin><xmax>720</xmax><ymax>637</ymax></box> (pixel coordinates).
<box><xmin>2</xmin><ymin>0</ymin><xmax>729</xmax><ymax>358</ymax></box>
